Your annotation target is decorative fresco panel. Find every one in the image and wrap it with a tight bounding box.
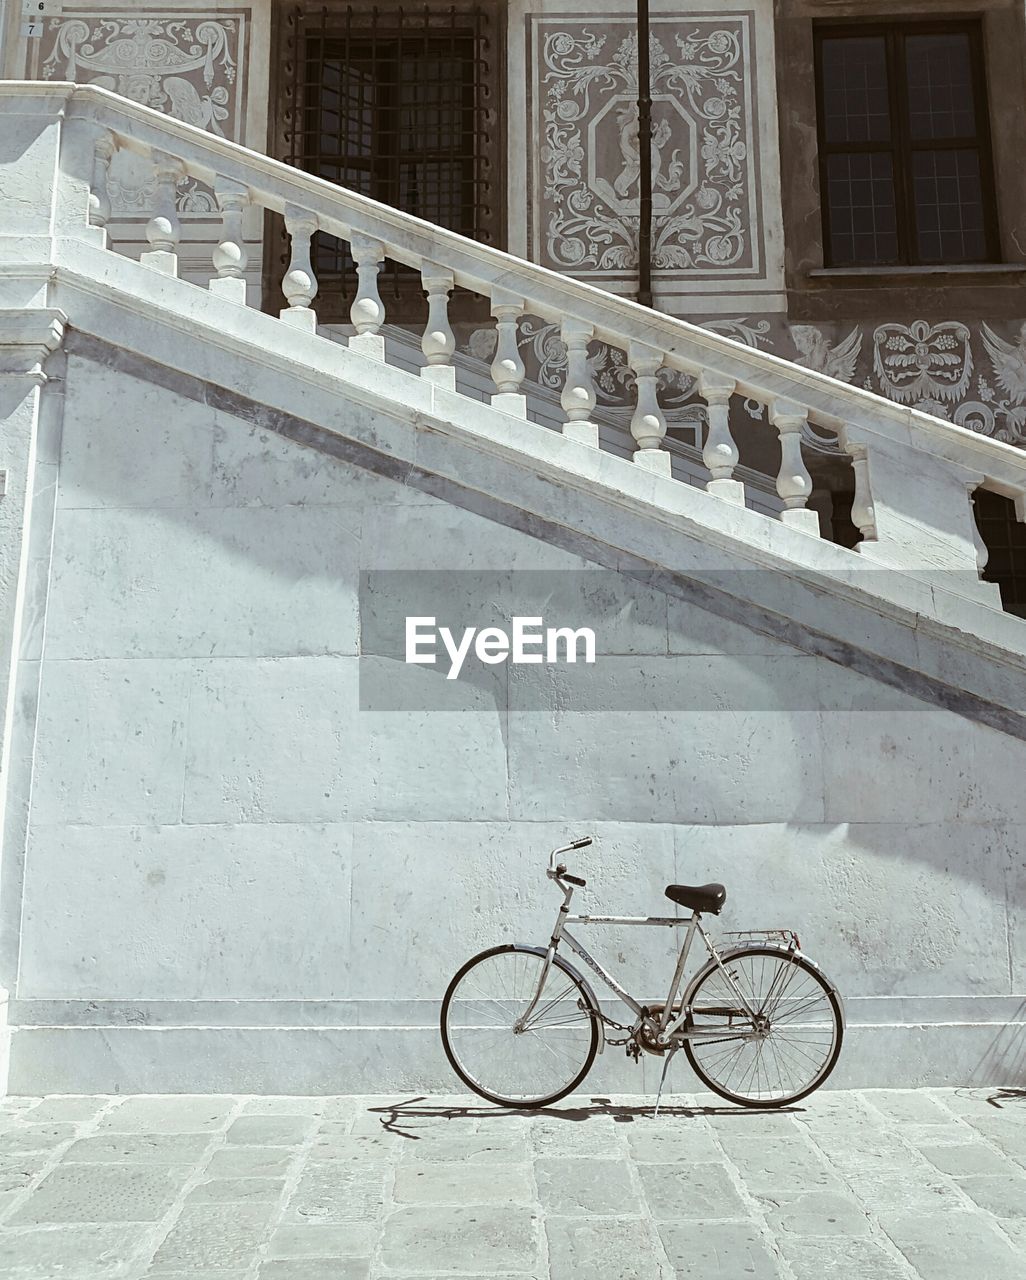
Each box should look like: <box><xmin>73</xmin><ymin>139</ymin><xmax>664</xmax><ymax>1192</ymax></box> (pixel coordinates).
<box><xmin>27</xmin><ymin>7</ymin><xmax>250</xmax><ymax>214</ymax></box>
<box><xmin>528</xmin><ymin>12</ymin><xmax>763</xmax><ymax>281</ymax></box>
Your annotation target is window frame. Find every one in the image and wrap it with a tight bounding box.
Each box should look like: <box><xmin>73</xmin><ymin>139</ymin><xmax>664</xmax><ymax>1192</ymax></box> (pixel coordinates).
<box><xmin>814</xmin><ymin>18</ymin><xmax>1000</xmax><ymax>268</ymax></box>
<box><xmin>266</xmin><ymin>1</ymin><xmax>505</xmax><ymax>325</ymax></box>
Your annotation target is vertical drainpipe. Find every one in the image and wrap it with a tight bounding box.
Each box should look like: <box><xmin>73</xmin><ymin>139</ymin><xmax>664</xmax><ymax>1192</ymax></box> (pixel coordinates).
<box><xmin>637</xmin><ymin>0</ymin><xmax>653</xmax><ymax>308</ymax></box>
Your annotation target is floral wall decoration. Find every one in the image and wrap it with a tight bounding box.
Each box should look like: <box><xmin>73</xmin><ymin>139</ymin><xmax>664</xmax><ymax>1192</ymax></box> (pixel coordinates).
<box><xmin>29</xmin><ymin>8</ymin><xmax>250</xmax><ymax>215</ymax></box>
<box><xmin>527</xmin><ymin>13</ymin><xmax>764</xmax><ymax>282</ymax></box>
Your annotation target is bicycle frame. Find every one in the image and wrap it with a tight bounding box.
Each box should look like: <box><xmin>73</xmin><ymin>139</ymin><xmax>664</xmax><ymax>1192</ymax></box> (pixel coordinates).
<box><xmin>516</xmin><ymin>872</ymin><xmax>769</xmax><ymax>1047</ymax></box>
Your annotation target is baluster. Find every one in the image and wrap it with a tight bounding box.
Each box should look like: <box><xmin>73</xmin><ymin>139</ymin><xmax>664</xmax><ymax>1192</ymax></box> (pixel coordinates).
<box><xmin>88</xmin><ymin>132</ymin><xmax>115</xmax><ymax>235</ymax></box>
<box><xmin>848</xmin><ymin>443</ymin><xmax>877</xmax><ymax>542</ymax></box>
<box><xmin>560</xmin><ymin>318</ymin><xmax>598</xmax><ymax>446</ymax></box>
<box><xmin>628</xmin><ymin>342</ymin><xmax>669</xmax><ymax>475</ymax></box>
<box><xmin>699</xmin><ymin>372</ymin><xmax>744</xmax><ymax>505</ymax></box>
<box><xmin>489</xmin><ymin>290</ymin><xmax>526</xmax><ymax>417</ymax></box>
<box><xmin>141</xmin><ymin>150</ymin><xmax>184</xmax><ymax>276</ymax></box>
<box><xmin>420</xmin><ymin>262</ymin><xmax>455</xmax><ymax>390</ymax></box>
<box><xmin>280</xmin><ymin>204</ymin><xmax>318</xmax><ymax>331</ymax></box>
<box><xmin>349</xmin><ymin>233</ymin><xmax>386</xmax><ymax>360</ymax></box>
<box><xmin>771</xmin><ymin>400</ymin><xmax>820</xmax><ymax>535</ymax></box>
<box><xmin>209</xmin><ymin>179</ymin><xmax>250</xmax><ymax>305</ymax></box>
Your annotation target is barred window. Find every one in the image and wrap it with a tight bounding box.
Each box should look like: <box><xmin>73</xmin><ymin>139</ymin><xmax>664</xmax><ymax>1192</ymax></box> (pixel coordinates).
<box><xmin>271</xmin><ymin>2</ymin><xmax>503</xmax><ymax>321</ymax></box>
<box><xmin>814</xmin><ymin>22</ymin><xmax>998</xmax><ymax>267</ymax></box>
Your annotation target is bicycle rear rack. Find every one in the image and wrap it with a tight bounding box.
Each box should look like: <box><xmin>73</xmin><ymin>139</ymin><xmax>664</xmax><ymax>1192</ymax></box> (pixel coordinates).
<box><xmin>720</xmin><ymin>928</ymin><xmax>801</xmax><ymax>950</ymax></box>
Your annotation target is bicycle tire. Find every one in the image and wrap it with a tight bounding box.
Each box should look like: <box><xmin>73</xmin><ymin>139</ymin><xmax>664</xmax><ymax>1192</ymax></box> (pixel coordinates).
<box><xmin>440</xmin><ymin>943</ymin><xmax>600</xmax><ymax>1108</ymax></box>
<box><xmin>681</xmin><ymin>946</ymin><xmax>843</xmax><ymax>1108</ymax></box>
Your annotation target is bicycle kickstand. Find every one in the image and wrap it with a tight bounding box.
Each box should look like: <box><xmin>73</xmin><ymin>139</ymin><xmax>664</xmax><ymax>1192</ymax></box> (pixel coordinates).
<box><xmin>653</xmin><ymin>1042</ymin><xmax>680</xmax><ymax>1118</ymax></box>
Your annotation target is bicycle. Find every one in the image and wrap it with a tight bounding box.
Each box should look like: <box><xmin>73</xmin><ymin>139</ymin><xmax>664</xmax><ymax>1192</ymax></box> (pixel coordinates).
<box><xmin>440</xmin><ymin>837</ymin><xmax>844</xmax><ymax>1110</ymax></box>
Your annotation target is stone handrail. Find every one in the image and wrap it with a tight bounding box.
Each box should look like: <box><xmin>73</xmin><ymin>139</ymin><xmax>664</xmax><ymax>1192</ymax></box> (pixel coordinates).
<box><xmin>4</xmin><ymin>80</ymin><xmax>1026</xmax><ymax>591</ymax></box>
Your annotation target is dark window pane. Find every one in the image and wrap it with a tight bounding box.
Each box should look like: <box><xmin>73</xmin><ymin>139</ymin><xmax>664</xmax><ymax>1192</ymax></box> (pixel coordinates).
<box><xmin>912</xmin><ymin>149</ymin><xmax>986</xmax><ymax>261</ymax></box>
<box><xmin>905</xmin><ymin>33</ymin><xmax>976</xmax><ymax>140</ymax></box>
<box><xmin>821</xmin><ymin>37</ymin><xmax>891</xmax><ymax>143</ymax></box>
<box><xmin>826</xmin><ymin>152</ymin><xmax>899</xmax><ymax>264</ymax></box>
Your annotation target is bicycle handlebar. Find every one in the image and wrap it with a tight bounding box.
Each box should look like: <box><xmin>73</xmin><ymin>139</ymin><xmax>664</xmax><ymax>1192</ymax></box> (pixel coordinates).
<box><xmin>547</xmin><ymin>837</ymin><xmax>592</xmax><ymax>888</ymax></box>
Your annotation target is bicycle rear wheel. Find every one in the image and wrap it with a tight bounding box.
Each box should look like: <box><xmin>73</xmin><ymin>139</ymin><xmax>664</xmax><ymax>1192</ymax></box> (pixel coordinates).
<box><xmin>682</xmin><ymin>946</ymin><xmax>843</xmax><ymax>1108</ymax></box>
<box><xmin>440</xmin><ymin>944</ymin><xmax>600</xmax><ymax>1108</ymax></box>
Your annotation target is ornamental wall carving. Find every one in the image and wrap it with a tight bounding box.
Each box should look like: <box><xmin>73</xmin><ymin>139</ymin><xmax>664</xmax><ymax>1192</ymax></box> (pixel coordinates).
<box><xmin>26</xmin><ymin>7</ymin><xmax>251</xmax><ymax>214</ymax></box>
<box><xmin>527</xmin><ymin>13</ymin><xmax>764</xmax><ymax>283</ymax></box>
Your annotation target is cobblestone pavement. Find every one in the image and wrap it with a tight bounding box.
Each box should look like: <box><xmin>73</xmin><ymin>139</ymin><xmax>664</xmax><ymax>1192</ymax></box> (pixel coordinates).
<box><xmin>0</xmin><ymin>1089</ymin><xmax>1024</xmax><ymax>1278</ymax></box>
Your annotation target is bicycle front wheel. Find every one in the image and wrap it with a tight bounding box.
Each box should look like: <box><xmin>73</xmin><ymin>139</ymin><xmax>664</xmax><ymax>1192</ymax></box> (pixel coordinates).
<box><xmin>440</xmin><ymin>944</ymin><xmax>600</xmax><ymax>1108</ymax></box>
<box><xmin>682</xmin><ymin>946</ymin><xmax>843</xmax><ymax>1108</ymax></box>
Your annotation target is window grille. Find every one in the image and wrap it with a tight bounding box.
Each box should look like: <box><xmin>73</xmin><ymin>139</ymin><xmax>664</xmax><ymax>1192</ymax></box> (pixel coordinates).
<box><xmin>814</xmin><ymin>22</ymin><xmax>998</xmax><ymax>267</ymax></box>
<box><xmin>268</xmin><ymin>2</ymin><xmax>503</xmax><ymax>323</ymax></box>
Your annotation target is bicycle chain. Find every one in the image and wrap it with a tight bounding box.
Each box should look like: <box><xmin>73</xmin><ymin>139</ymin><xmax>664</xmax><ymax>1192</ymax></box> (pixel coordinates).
<box><xmin>597</xmin><ymin>1010</ymin><xmax>637</xmax><ymax>1046</ymax></box>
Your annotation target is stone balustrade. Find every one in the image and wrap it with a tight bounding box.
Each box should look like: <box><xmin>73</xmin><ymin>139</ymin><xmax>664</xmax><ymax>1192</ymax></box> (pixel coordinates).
<box><xmin>4</xmin><ymin>80</ymin><xmax>1026</xmax><ymax>599</ymax></box>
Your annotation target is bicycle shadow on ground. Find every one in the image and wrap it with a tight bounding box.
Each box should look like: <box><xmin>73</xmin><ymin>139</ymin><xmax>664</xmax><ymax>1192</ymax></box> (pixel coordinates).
<box><xmin>366</xmin><ymin>1095</ymin><xmax>805</xmax><ymax>1139</ymax></box>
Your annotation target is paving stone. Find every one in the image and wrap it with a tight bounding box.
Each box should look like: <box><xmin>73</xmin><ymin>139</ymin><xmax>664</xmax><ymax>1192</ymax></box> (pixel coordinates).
<box><xmin>60</xmin><ymin>1133</ymin><xmax>213</xmax><ymax>1164</ymax></box>
<box><xmin>892</xmin><ymin>1121</ymin><xmax>977</xmax><ymax>1148</ymax></box>
<box><xmin>778</xmin><ymin>1236</ymin><xmax>911</xmax><ymax>1280</ymax></box>
<box><xmin>394</xmin><ymin>1160</ymin><xmax>533</xmax><ymax>1204</ymax></box>
<box><xmin>863</xmin><ymin>1091</ymin><xmax>958</xmax><ymax>1124</ymax></box>
<box><xmin>185</xmin><ymin>1176</ymin><xmax>287</xmax><ymax>1204</ymax></box>
<box><xmin>546</xmin><ymin>1217</ymin><xmax>671</xmax><ymax>1280</ymax></box>
<box><xmin>6</xmin><ymin>1163</ymin><xmax>185</xmax><ymax>1223</ymax></box>
<box><xmin>21</xmin><ymin>1098</ymin><xmax>110</xmax><ymax>1124</ymax></box>
<box><xmin>310</xmin><ymin>1131</ymin><xmax>405</xmax><ymax>1159</ymax></box>
<box><xmin>919</xmin><ymin>1142</ymin><xmax>1019</xmax><ymax>1176</ymax></box>
<box><xmin>147</xmin><ymin>1204</ymin><xmax>277</xmax><ymax>1272</ymax></box>
<box><xmin>756</xmin><ymin>1188</ymin><xmax>873</xmax><ymax>1236</ymax></box>
<box><xmin>719</xmin><ymin>1137</ymin><xmax>841</xmax><ymax>1193</ymax></box>
<box><xmin>143</xmin><ymin>1273</ymin><xmax>249</xmax><ymax>1280</ymax></box>
<box><xmin>404</xmin><ymin>1133</ymin><xmax>530</xmax><ymax>1163</ymax></box>
<box><xmin>953</xmin><ymin>1114</ymin><xmax>1026</xmax><ymax>1166</ymax></box>
<box><xmin>286</xmin><ymin>1160</ymin><xmax>388</xmax><ymax>1222</ymax></box>
<box><xmin>258</xmin><ymin>1263</ymin><xmax>369</xmax><ymax>1280</ymax></box>
<box><xmin>0</xmin><ymin>1124</ymin><xmax>79</xmax><ymax>1154</ymax></box>
<box><xmin>206</xmin><ymin>1146</ymin><xmax>297</xmax><ymax>1177</ymax></box>
<box><xmin>266</xmin><ymin>1223</ymin><xmax>378</xmax><ymax>1257</ymax></box>
<box><xmin>535</xmin><ymin>1156</ymin><xmax>639</xmax><ymax>1215</ymax></box>
<box><xmin>530</xmin><ymin>1117</ymin><xmax>627</xmax><ymax>1158</ymax></box>
<box><xmin>656</xmin><ymin>1221</ymin><xmax>781</xmax><ymax>1279</ymax></box>
<box><xmin>241</xmin><ymin>1097</ymin><xmax>330</xmax><ymax>1116</ymax></box>
<box><xmin>0</xmin><ymin>1153</ymin><xmax>41</xmax><ymax>1193</ymax></box>
<box><xmin>624</xmin><ymin>1122</ymin><xmax>722</xmax><ymax>1164</ymax></box>
<box><xmin>378</xmin><ymin>1205</ymin><xmax>539</xmax><ymax>1274</ymax></box>
<box><xmin>225</xmin><ymin>1115</ymin><xmax>317</xmax><ymax>1146</ymax></box>
<box><xmin>842</xmin><ymin>1169</ymin><xmax>967</xmax><ymax>1214</ymax></box>
<box><xmin>101</xmin><ymin>1097</ymin><xmax>236</xmax><ymax>1133</ymax></box>
<box><xmin>879</xmin><ymin>1210</ymin><xmax>1026</xmax><ymax>1280</ymax></box>
<box><xmin>953</xmin><ymin>1174</ymin><xmax>1026</xmax><ymax>1218</ymax></box>
<box><xmin>0</xmin><ymin>1223</ymin><xmax>145</xmax><ymax>1276</ymax></box>
<box><xmin>638</xmin><ymin>1162</ymin><xmax>747</xmax><ymax>1220</ymax></box>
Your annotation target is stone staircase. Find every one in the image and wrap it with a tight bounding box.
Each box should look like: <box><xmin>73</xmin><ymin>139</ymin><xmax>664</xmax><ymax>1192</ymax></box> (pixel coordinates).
<box><xmin>2</xmin><ymin>82</ymin><xmax>1026</xmax><ymax>1091</ymax></box>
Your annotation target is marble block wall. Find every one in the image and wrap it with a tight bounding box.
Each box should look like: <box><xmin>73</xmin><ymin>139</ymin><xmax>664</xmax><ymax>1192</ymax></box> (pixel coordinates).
<box><xmin>1</xmin><ymin>349</ymin><xmax>1024</xmax><ymax>1092</ymax></box>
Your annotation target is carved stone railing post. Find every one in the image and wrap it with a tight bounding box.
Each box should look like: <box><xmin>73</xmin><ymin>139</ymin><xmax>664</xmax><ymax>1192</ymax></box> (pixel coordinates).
<box><xmin>627</xmin><ymin>341</ymin><xmax>669</xmax><ymax>475</ymax></box>
<box><xmin>87</xmin><ymin>132</ymin><xmax>115</xmax><ymax>235</ymax></box>
<box><xmin>141</xmin><ymin>151</ymin><xmax>184</xmax><ymax>276</ymax></box>
<box><xmin>420</xmin><ymin>262</ymin><xmax>456</xmax><ymax>390</ymax></box>
<box><xmin>209</xmin><ymin>179</ymin><xmax>250</xmax><ymax>305</ymax></box>
<box><xmin>698</xmin><ymin>372</ymin><xmax>744</xmax><ymax>506</ymax></box>
<box><xmin>770</xmin><ymin>400</ymin><xmax>820</xmax><ymax>535</ymax></box>
<box><xmin>848</xmin><ymin>443</ymin><xmax>877</xmax><ymax>543</ymax></box>
<box><xmin>349</xmin><ymin>233</ymin><xmax>386</xmax><ymax>361</ymax></box>
<box><xmin>489</xmin><ymin>290</ymin><xmax>526</xmax><ymax>418</ymax></box>
<box><xmin>560</xmin><ymin>318</ymin><xmax>598</xmax><ymax>446</ymax></box>
<box><xmin>280</xmin><ymin>204</ymin><xmax>318</xmax><ymax>331</ymax></box>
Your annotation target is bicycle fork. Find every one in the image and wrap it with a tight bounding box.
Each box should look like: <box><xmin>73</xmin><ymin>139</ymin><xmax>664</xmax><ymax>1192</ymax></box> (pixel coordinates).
<box><xmin>513</xmin><ymin>882</ymin><xmax>575</xmax><ymax>1032</ymax></box>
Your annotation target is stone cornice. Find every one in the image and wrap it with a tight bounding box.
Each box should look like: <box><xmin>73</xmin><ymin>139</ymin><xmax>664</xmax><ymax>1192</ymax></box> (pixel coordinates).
<box><xmin>0</xmin><ymin>309</ymin><xmax>67</xmax><ymax>380</ymax></box>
